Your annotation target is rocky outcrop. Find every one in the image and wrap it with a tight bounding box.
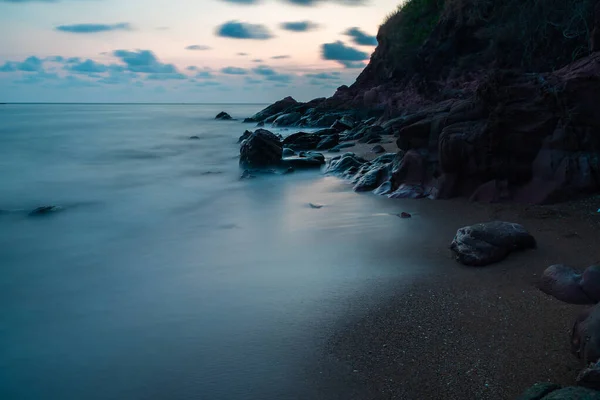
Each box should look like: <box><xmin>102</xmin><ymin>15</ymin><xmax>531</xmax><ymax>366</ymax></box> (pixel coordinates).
<box><xmin>449</xmin><ymin>221</ymin><xmax>536</xmax><ymax>266</ymax></box>
<box><xmin>273</xmin><ymin>112</ymin><xmax>302</xmax><ymax>127</ymax></box>
<box><xmin>249</xmin><ymin>96</ymin><xmax>298</xmax><ymax>122</ymax></box>
<box><xmin>215</xmin><ymin>111</ymin><xmax>232</xmax><ymax>120</ymax></box>
<box><xmin>239</xmin><ymin>129</ymin><xmax>283</xmax><ymax>169</ymax></box>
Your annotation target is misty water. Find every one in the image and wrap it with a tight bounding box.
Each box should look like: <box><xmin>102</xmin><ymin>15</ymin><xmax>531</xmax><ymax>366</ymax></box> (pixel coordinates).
<box><xmin>0</xmin><ymin>104</ymin><xmax>433</xmax><ymax>399</ymax></box>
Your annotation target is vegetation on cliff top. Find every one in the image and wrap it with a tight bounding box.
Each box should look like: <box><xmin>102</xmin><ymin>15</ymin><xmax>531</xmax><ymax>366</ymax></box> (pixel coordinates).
<box><xmin>373</xmin><ymin>0</ymin><xmax>596</xmax><ymax>86</ymax></box>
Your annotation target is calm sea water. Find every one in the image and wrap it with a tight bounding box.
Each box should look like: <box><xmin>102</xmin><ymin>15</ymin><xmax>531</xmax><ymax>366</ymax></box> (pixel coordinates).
<box><xmin>0</xmin><ymin>104</ymin><xmax>432</xmax><ymax>400</ymax></box>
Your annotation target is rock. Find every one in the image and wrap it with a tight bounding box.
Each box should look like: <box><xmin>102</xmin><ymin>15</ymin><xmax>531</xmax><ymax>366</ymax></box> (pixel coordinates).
<box><xmin>543</xmin><ymin>386</ymin><xmax>600</xmax><ymax>399</ymax></box>
<box><xmin>299</xmin><ymin>151</ymin><xmax>325</xmax><ymax>163</ymax></box>
<box><xmin>240</xmin><ymin>170</ymin><xmax>255</xmax><ymax>180</ymax></box>
<box><xmin>399</xmin><ymin>212</ymin><xmax>412</xmax><ymax>218</ymax></box>
<box><xmin>374</xmin><ymin>181</ymin><xmax>393</xmax><ymax>195</ymax></box>
<box><xmin>316</xmin><ymin>134</ymin><xmax>340</xmax><ymax>150</ymax></box>
<box><xmin>273</xmin><ymin>112</ymin><xmax>302</xmax><ymax>127</ymax></box>
<box><xmin>215</xmin><ymin>111</ymin><xmax>232</xmax><ymax>120</ymax></box>
<box><xmin>331</xmin><ymin>117</ymin><xmax>354</xmax><ymax>132</ymax></box>
<box><xmin>239</xmin><ymin>129</ymin><xmax>283</xmax><ymax>169</ymax></box>
<box><xmin>450</xmin><ymin>221</ymin><xmax>536</xmax><ymax>266</ymax></box>
<box><xmin>539</xmin><ymin>265</ymin><xmax>598</xmax><ymax>305</ymax></box>
<box><xmin>358</xmin><ymin>133</ymin><xmax>382</xmax><ymax>144</ymax></box>
<box><xmin>516</xmin><ymin>382</ymin><xmax>562</xmax><ymax>400</ymax></box>
<box><xmin>282</xmin><ymin>132</ymin><xmax>321</xmax><ymax>150</ymax></box>
<box><xmin>281</xmin><ymin>155</ymin><xmax>324</xmax><ymax>169</ymax></box>
<box><xmin>256</xmin><ymin>121</ymin><xmax>265</xmax><ymax>127</ymax></box>
<box><xmin>249</xmin><ymin>96</ymin><xmax>298</xmax><ymax>122</ymax></box>
<box><xmin>243</xmin><ymin>117</ymin><xmax>256</xmax><ymax>123</ymax></box>
<box><xmin>238</xmin><ymin>130</ymin><xmax>252</xmax><ymax>143</ymax></box>
<box><xmin>189</xmin><ymin>135</ymin><xmax>200</xmax><ymax>140</ymax></box>
<box><xmin>372</xmin><ymin>144</ymin><xmax>385</xmax><ymax>153</ymax></box>
<box><xmin>282</xmin><ymin>148</ymin><xmax>295</xmax><ymax>157</ymax></box>
<box><xmin>388</xmin><ymin>184</ymin><xmax>427</xmax><ymax>199</ymax></box>
<box><xmin>330</xmin><ymin>142</ymin><xmax>356</xmax><ymax>152</ymax></box>
<box><xmin>309</xmin><ymin>203</ymin><xmax>323</xmax><ymax>209</ymax></box>
<box><xmin>29</xmin><ymin>205</ymin><xmax>62</xmax><ymax>216</ymax></box>
<box><xmin>325</xmin><ymin>152</ymin><xmax>367</xmax><ymax>175</ymax></box>
<box><xmin>353</xmin><ymin>166</ymin><xmax>386</xmax><ymax>192</ymax></box>
<box><xmin>577</xmin><ymin>361</ymin><xmax>600</xmax><ymax>390</ymax></box>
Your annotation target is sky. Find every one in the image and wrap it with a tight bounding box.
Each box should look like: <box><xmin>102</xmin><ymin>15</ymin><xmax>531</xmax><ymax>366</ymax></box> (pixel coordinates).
<box><xmin>0</xmin><ymin>0</ymin><xmax>401</xmax><ymax>103</ymax></box>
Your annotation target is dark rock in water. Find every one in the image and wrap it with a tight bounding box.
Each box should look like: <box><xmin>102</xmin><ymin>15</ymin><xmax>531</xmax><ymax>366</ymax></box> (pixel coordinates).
<box><xmin>354</xmin><ymin>166</ymin><xmax>386</xmax><ymax>192</ymax></box>
<box><xmin>243</xmin><ymin>117</ymin><xmax>256</xmax><ymax>123</ymax></box>
<box><xmin>372</xmin><ymin>144</ymin><xmax>385</xmax><ymax>153</ymax></box>
<box><xmin>29</xmin><ymin>205</ymin><xmax>62</xmax><ymax>216</ymax></box>
<box><xmin>539</xmin><ymin>264</ymin><xmax>600</xmax><ymax>305</ymax></box>
<box><xmin>358</xmin><ymin>133</ymin><xmax>382</xmax><ymax>144</ymax></box>
<box><xmin>239</xmin><ymin>129</ymin><xmax>282</xmax><ymax>169</ymax></box>
<box><xmin>300</xmin><ymin>151</ymin><xmax>325</xmax><ymax>163</ymax></box>
<box><xmin>577</xmin><ymin>361</ymin><xmax>600</xmax><ymax>390</ymax></box>
<box><xmin>316</xmin><ymin>134</ymin><xmax>340</xmax><ymax>150</ymax></box>
<box><xmin>325</xmin><ymin>152</ymin><xmax>367</xmax><ymax>175</ymax></box>
<box><xmin>282</xmin><ymin>148</ymin><xmax>295</xmax><ymax>157</ymax></box>
<box><xmin>309</xmin><ymin>203</ymin><xmax>323</xmax><ymax>209</ymax></box>
<box><xmin>388</xmin><ymin>184</ymin><xmax>427</xmax><ymax>199</ymax></box>
<box><xmin>238</xmin><ymin>130</ymin><xmax>252</xmax><ymax>143</ymax></box>
<box><xmin>189</xmin><ymin>135</ymin><xmax>200</xmax><ymax>140</ymax></box>
<box><xmin>256</xmin><ymin>121</ymin><xmax>265</xmax><ymax>127</ymax></box>
<box><xmin>240</xmin><ymin>170</ymin><xmax>256</xmax><ymax>180</ymax></box>
<box><xmin>515</xmin><ymin>383</ymin><xmax>562</xmax><ymax>400</ymax></box>
<box><xmin>399</xmin><ymin>212</ymin><xmax>412</xmax><ymax>218</ymax></box>
<box><xmin>450</xmin><ymin>221</ymin><xmax>536</xmax><ymax>266</ymax></box>
<box><xmin>249</xmin><ymin>96</ymin><xmax>298</xmax><ymax>122</ymax></box>
<box><xmin>215</xmin><ymin>111</ymin><xmax>232</xmax><ymax>120</ymax></box>
<box><xmin>283</xmin><ymin>131</ymin><xmax>321</xmax><ymax>150</ymax></box>
<box><xmin>374</xmin><ymin>181</ymin><xmax>393</xmax><ymax>195</ymax></box>
<box><xmin>281</xmin><ymin>155</ymin><xmax>324</xmax><ymax>169</ymax></box>
<box><xmin>273</xmin><ymin>112</ymin><xmax>302</xmax><ymax>127</ymax></box>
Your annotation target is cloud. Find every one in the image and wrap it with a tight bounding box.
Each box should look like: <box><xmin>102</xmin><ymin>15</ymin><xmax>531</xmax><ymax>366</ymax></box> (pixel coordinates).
<box><xmin>0</xmin><ymin>56</ymin><xmax>44</xmax><ymax>72</ymax></box>
<box><xmin>244</xmin><ymin>77</ymin><xmax>262</xmax><ymax>85</ymax></box>
<box><xmin>321</xmin><ymin>41</ymin><xmax>368</xmax><ymax>67</ymax></box>
<box><xmin>187</xmin><ymin>66</ymin><xmax>198</xmax><ymax>71</ymax></box>
<box><xmin>13</xmin><ymin>71</ymin><xmax>59</xmax><ymax>84</ymax></box>
<box><xmin>113</xmin><ymin>50</ymin><xmax>178</xmax><ymax>74</ymax></box>
<box><xmin>237</xmin><ymin>52</ymin><xmax>249</xmax><ymax>56</ymax></box>
<box><xmin>221</xmin><ymin>66</ymin><xmax>248</xmax><ymax>75</ymax></box>
<box><xmin>66</xmin><ymin>57</ymin><xmax>81</xmax><ymax>64</ymax></box>
<box><xmin>305</xmin><ymin>72</ymin><xmax>340</xmax><ymax>80</ymax></box>
<box><xmin>195</xmin><ymin>71</ymin><xmax>214</xmax><ymax>79</ymax></box>
<box><xmin>196</xmin><ymin>81</ymin><xmax>221</xmax><ymax>87</ymax></box>
<box><xmin>56</xmin><ymin>23</ymin><xmax>132</xmax><ymax>34</ymax></box>
<box><xmin>146</xmin><ymin>72</ymin><xmax>187</xmax><ymax>81</ymax></box>
<box><xmin>186</xmin><ymin>45</ymin><xmax>211</xmax><ymax>51</ymax></box>
<box><xmin>46</xmin><ymin>56</ymin><xmax>64</xmax><ymax>62</ymax></box>
<box><xmin>97</xmin><ymin>70</ymin><xmax>139</xmax><ymax>85</ymax></box>
<box><xmin>219</xmin><ymin>0</ymin><xmax>261</xmax><ymax>3</ymax></box>
<box><xmin>252</xmin><ymin>59</ymin><xmax>263</xmax><ymax>63</ymax></box>
<box><xmin>343</xmin><ymin>27</ymin><xmax>377</xmax><ymax>46</ymax></box>
<box><xmin>271</xmin><ymin>55</ymin><xmax>290</xmax><ymax>59</ymax></box>
<box><xmin>339</xmin><ymin>60</ymin><xmax>365</xmax><ymax>68</ymax></box>
<box><xmin>67</xmin><ymin>59</ymin><xmax>111</xmax><ymax>74</ymax></box>
<box><xmin>279</xmin><ymin>0</ymin><xmax>366</xmax><ymax>6</ymax></box>
<box><xmin>252</xmin><ymin>65</ymin><xmax>292</xmax><ymax>82</ymax></box>
<box><xmin>216</xmin><ymin>21</ymin><xmax>273</xmax><ymax>40</ymax></box>
<box><xmin>280</xmin><ymin>21</ymin><xmax>319</xmax><ymax>32</ymax></box>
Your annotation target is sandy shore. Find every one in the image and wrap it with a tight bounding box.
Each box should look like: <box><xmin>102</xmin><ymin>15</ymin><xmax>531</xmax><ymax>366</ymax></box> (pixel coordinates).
<box><xmin>307</xmin><ymin>140</ymin><xmax>600</xmax><ymax>399</ymax></box>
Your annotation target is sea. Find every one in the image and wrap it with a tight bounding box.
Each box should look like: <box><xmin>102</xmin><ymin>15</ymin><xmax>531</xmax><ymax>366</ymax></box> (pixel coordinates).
<box><xmin>0</xmin><ymin>104</ymin><xmax>432</xmax><ymax>400</ymax></box>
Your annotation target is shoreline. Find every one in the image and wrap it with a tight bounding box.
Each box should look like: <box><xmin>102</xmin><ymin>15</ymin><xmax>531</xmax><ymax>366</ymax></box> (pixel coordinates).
<box><xmin>307</xmin><ymin>196</ymin><xmax>600</xmax><ymax>399</ymax></box>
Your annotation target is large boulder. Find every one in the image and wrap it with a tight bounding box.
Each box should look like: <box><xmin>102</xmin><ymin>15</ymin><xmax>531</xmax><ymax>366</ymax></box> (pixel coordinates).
<box><xmin>282</xmin><ymin>132</ymin><xmax>321</xmax><ymax>150</ymax></box>
<box><xmin>539</xmin><ymin>264</ymin><xmax>600</xmax><ymax>305</ymax></box>
<box><xmin>450</xmin><ymin>221</ymin><xmax>536</xmax><ymax>266</ymax></box>
<box><xmin>281</xmin><ymin>153</ymin><xmax>325</xmax><ymax>169</ymax></box>
<box><xmin>273</xmin><ymin>112</ymin><xmax>302</xmax><ymax>127</ymax></box>
<box><xmin>572</xmin><ymin>304</ymin><xmax>600</xmax><ymax>365</ymax></box>
<box><xmin>239</xmin><ymin>129</ymin><xmax>282</xmax><ymax>169</ymax></box>
<box><xmin>215</xmin><ymin>111</ymin><xmax>232</xmax><ymax>120</ymax></box>
<box><xmin>249</xmin><ymin>96</ymin><xmax>298</xmax><ymax>122</ymax></box>
<box><xmin>316</xmin><ymin>134</ymin><xmax>340</xmax><ymax>150</ymax></box>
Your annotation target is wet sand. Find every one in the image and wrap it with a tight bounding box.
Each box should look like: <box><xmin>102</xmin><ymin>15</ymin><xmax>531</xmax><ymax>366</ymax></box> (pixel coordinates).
<box><xmin>310</xmin><ymin>140</ymin><xmax>600</xmax><ymax>399</ymax></box>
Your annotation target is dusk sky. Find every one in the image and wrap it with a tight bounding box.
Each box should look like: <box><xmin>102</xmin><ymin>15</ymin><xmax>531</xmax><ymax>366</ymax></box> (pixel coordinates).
<box><xmin>0</xmin><ymin>0</ymin><xmax>400</xmax><ymax>103</ymax></box>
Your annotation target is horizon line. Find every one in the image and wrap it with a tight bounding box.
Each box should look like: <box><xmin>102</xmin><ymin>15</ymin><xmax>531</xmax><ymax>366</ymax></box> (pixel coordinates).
<box><xmin>0</xmin><ymin>102</ymin><xmax>272</xmax><ymax>105</ymax></box>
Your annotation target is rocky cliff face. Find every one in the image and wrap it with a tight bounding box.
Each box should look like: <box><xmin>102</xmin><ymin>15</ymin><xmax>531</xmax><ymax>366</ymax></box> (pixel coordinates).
<box><xmin>321</xmin><ymin>0</ymin><xmax>600</xmax><ymax>203</ymax></box>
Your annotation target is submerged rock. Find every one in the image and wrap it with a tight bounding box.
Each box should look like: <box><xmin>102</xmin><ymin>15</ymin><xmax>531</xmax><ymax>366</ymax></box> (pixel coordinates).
<box><xmin>29</xmin><ymin>205</ymin><xmax>62</xmax><ymax>216</ymax></box>
<box><xmin>215</xmin><ymin>111</ymin><xmax>232</xmax><ymax>120</ymax></box>
<box><xmin>189</xmin><ymin>135</ymin><xmax>200</xmax><ymax>140</ymax></box>
<box><xmin>372</xmin><ymin>144</ymin><xmax>385</xmax><ymax>153</ymax></box>
<box><xmin>399</xmin><ymin>212</ymin><xmax>412</xmax><ymax>218</ymax></box>
<box><xmin>450</xmin><ymin>221</ymin><xmax>536</xmax><ymax>266</ymax></box>
<box><xmin>239</xmin><ymin>129</ymin><xmax>282</xmax><ymax>169</ymax></box>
